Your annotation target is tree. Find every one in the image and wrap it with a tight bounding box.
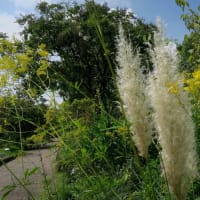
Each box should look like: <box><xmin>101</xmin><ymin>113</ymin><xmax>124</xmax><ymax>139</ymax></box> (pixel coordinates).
<box><xmin>0</xmin><ymin>38</ymin><xmax>48</xmax><ymax>148</ymax></box>
<box><xmin>176</xmin><ymin>0</ymin><xmax>200</xmax><ymax>72</ymax></box>
<box><xmin>17</xmin><ymin>1</ymin><xmax>155</xmax><ymax>114</ymax></box>
<box><xmin>0</xmin><ymin>32</ymin><xmax>7</xmax><ymax>39</ymax></box>
<box><xmin>0</xmin><ymin>94</ymin><xmax>46</xmax><ymax>148</ymax></box>
<box><xmin>178</xmin><ymin>32</ymin><xmax>200</xmax><ymax>72</ymax></box>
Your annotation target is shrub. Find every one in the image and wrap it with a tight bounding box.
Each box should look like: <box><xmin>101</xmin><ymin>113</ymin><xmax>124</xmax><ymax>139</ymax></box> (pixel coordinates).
<box><xmin>0</xmin><ymin>95</ymin><xmax>46</xmax><ymax>149</ymax></box>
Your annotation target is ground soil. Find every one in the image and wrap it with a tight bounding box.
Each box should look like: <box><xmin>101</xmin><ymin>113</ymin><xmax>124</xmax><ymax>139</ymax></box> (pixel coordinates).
<box><xmin>0</xmin><ymin>148</ymin><xmax>56</xmax><ymax>200</ymax></box>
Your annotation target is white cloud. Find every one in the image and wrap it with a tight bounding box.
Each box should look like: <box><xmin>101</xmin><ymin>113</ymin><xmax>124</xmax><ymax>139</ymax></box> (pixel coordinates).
<box><xmin>0</xmin><ymin>1</ymin><xmax>43</xmax><ymax>39</ymax></box>
<box><xmin>0</xmin><ymin>0</ymin><xmax>132</xmax><ymax>39</ymax></box>
<box><xmin>0</xmin><ymin>13</ymin><xmax>22</xmax><ymax>39</ymax></box>
<box><xmin>0</xmin><ymin>0</ymin><xmax>57</xmax><ymax>39</ymax></box>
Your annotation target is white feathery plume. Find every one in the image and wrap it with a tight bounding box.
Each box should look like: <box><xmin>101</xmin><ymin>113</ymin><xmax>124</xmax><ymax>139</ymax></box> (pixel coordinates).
<box><xmin>116</xmin><ymin>23</ymin><xmax>152</xmax><ymax>158</ymax></box>
<box><xmin>148</xmin><ymin>17</ymin><xmax>198</xmax><ymax>200</ymax></box>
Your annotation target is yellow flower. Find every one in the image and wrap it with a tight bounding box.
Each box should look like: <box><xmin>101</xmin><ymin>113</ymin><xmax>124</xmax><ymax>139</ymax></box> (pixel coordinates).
<box><xmin>36</xmin><ymin>60</ymin><xmax>49</xmax><ymax>76</ymax></box>
<box><xmin>184</xmin><ymin>68</ymin><xmax>200</xmax><ymax>98</ymax></box>
<box><xmin>37</xmin><ymin>43</ymin><xmax>49</xmax><ymax>57</ymax></box>
<box><xmin>38</xmin><ymin>49</ymin><xmax>48</xmax><ymax>57</ymax></box>
<box><xmin>38</xmin><ymin>43</ymin><xmax>46</xmax><ymax>49</ymax></box>
<box><xmin>105</xmin><ymin>131</ymin><xmax>113</xmax><ymax>136</ymax></box>
<box><xmin>193</xmin><ymin>70</ymin><xmax>200</xmax><ymax>81</ymax></box>
<box><xmin>166</xmin><ymin>82</ymin><xmax>179</xmax><ymax>94</ymax></box>
<box><xmin>117</xmin><ymin>127</ymin><xmax>127</xmax><ymax>134</ymax></box>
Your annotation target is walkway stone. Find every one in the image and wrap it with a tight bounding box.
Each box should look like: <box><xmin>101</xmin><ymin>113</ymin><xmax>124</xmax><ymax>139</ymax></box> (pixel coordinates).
<box><xmin>0</xmin><ymin>148</ymin><xmax>56</xmax><ymax>200</ymax></box>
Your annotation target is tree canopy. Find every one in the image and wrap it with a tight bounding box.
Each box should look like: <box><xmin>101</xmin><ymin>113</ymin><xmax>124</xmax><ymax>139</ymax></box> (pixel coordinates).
<box><xmin>17</xmin><ymin>0</ymin><xmax>156</xmax><ymax>113</ymax></box>
<box><xmin>176</xmin><ymin>0</ymin><xmax>200</xmax><ymax>72</ymax></box>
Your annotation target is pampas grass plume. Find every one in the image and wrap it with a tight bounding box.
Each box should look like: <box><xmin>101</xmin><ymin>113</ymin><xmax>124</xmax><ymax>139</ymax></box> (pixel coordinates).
<box><xmin>116</xmin><ymin>24</ymin><xmax>152</xmax><ymax>158</ymax></box>
<box><xmin>148</xmin><ymin>18</ymin><xmax>198</xmax><ymax>200</ymax></box>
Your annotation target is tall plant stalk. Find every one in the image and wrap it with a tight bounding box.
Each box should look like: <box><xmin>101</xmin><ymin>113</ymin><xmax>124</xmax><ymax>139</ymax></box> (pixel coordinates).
<box><xmin>148</xmin><ymin>18</ymin><xmax>198</xmax><ymax>200</ymax></box>
<box><xmin>116</xmin><ymin>24</ymin><xmax>152</xmax><ymax>159</ymax></box>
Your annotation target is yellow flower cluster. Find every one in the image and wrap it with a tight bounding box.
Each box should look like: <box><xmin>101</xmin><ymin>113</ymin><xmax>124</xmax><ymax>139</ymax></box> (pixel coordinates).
<box><xmin>36</xmin><ymin>44</ymin><xmax>50</xmax><ymax>76</ymax></box>
<box><xmin>37</xmin><ymin>44</ymin><xmax>49</xmax><ymax>57</ymax></box>
<box><xmin>184</xmin><ymin>68</ymin><xmax>200</xmax><ymax>101</ymax></box>
<box><xmin>165</xmin><ymin>67</ymin><xmax>200</xmax><ymax>101</ymax></box>
<box><xmin>0</xmin><ymin>39</ymin><xmax>34</xmax><ymax>88</ymax></box>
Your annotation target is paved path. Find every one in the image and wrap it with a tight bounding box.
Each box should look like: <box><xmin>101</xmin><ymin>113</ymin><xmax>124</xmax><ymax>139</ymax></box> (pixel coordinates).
<box><xmin>0</xmin><ymin>148</ymin><xmax>56</xmax><ymax>200</ymax></box>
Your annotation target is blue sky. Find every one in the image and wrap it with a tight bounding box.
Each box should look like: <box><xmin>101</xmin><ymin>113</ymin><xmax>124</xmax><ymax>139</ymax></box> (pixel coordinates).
<box><xmin>0</xmin><ymin>0</ymin><xmax>198</xmax><ymax>42</ymax></box>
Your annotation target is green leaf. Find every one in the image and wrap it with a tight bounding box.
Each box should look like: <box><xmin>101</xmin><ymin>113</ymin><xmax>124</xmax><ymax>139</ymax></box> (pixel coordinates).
<box><xmin>176</xmin><ymin>0</ymin><xmax>189</xmax><ymax>11</ymax></box>
<box><xmin>143</xmin><ymin>35</ymin><xmax>147</xmax><ymax>42</ymax></box>
<box><xmin>1</xmin><ymin>184</ymin><xmax>16</xmax><ymax>200</ymax></box>
<box><xmin>81</xmin><ymin>148</ymin><xmax>87</xmax><ymax>158</ymax></box>
<box><xmin>24</xmin><ymin>167</ymin><xmax>40</xmax><ymax>179</ymax></box>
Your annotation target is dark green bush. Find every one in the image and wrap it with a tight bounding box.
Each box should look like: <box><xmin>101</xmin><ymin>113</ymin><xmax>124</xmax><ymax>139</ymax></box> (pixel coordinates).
<box><xmin>0</xmin><ymin>95</ymin><xmax>46</xmax><ymax>148</ymax></box>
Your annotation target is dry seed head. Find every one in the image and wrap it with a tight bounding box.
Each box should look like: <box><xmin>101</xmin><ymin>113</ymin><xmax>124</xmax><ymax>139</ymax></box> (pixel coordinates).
<box><xmin>116</xmin><ymin>23</ymin><xmax>152</xmax><ymax>158</ymax></box>
<box><xmin>148</xmin><ymin>18</ymin><xmax>198</xmax><ymax>200</ymax></box>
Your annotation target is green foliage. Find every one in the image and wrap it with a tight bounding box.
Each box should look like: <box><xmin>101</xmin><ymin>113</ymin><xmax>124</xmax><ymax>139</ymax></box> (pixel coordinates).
<box><xmin>178</xmin><ymin>33</ymin><xmax>200</xmax><ymax>72</ymax></box>
<box><xmin>175</xmin><ymin>0</ymin><xmax>189</xmax><ymax>11</ymax></box>
<box><xmin>0</xmin><ymin>166</ymin><xmax>39</xmax><ymax>200</ymax></box>
<box><xmin>16</xmin><ymin>1</ymin><xmax>155</xmax><ymax>113</ymax></box>
<box><xmin>0</xmin><ymin>94</ymin><xmax>46</xmax><ymax>149</ymax></box>
<box><xmin>0</xmin><ymin>38</ymin><xmax>50</xmax><ymax>149</ymax></box>
<box><xmin>1</xmin><ymin>1</ymin><xmax>200</xmax><ymax>199</ymax></box>
<box><xmin>56</xmin><ymin>114</ymin><xmax>133</xmax><ymax>172</ymax></box>
<box><xmin>185</xmin><ymin>80</ymin><xmax>200</xmax><ymax>158</ymax></box>
<box><xmin>0</xmin><ymin>38</ymin><xmax>33</xmax><ymax>92</ymax></box>
<box><xmin>192</xmin><ymin>103</ymin><xmax>200</xmax><ymax>156</ymax></box>
<box><xmin>177</xmin><ymin>3</ymin><xmax>200</xmax><ymax>171</ymax></box>
<box><xmin>34</xmin><ymin>98</ymin><xmax>95</xmax><ymax>141</ymax></box>
<box><xmin>176</xmin><ymin>1</ymin><xmax>200</xmax><ymax>72</ymax></box>
<box><xmin>177</xmin><ymin>7</ymin><xmax>200</xmax><ymax>197</ymax></box>
<box><xmin>0</xmin><ymin>37</ymin><xmax>51</xmax><ymax>102</ymax></box>
<box><xmin>52</xmin><ymin>125</ymin><xmax>170</xmax><ymax>199</ymax></box>
<box><xmin>188</xmin><ymin>178</ymin><xmax>200</xmax><ymax>199</ymax></box>
<box><xmin>49</xmin><ymin>100</ymin><xmax>169</xmax><ymax>199</ymax></box>
<box><xmin>52</xmin><ymin>104</ymin><xmax>135</xmax><ymax>199</ymax></box>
